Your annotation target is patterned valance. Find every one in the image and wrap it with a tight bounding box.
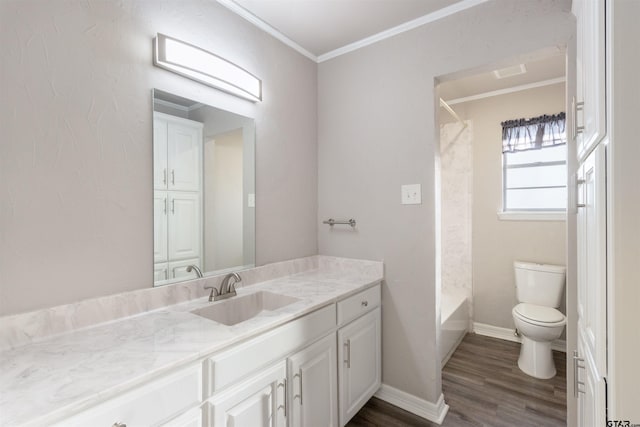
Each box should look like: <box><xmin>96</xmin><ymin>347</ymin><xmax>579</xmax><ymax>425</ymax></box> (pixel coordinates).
<box><xmin>501</xmin><ymin>112</ymin><xmax>566</xmax><ymax>153</ymax></box>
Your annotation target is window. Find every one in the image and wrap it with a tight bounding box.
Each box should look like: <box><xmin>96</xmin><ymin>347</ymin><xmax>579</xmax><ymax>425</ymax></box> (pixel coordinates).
<box><xmin>503</xmin><ymin>144</ymin><xmax>567</xmax><ymax>210</ymax></box>
<box><xmin>501</xmin><ymin>113</ymin><xmax>567</xmax><ymax>212</ymax></box>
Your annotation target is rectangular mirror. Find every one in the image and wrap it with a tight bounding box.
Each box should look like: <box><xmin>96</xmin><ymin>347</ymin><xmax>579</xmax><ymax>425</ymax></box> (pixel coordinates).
<box><xmin>152</xmin><ymin>89</ymin><xmax>255</xmax><ymax>286</ymax></box>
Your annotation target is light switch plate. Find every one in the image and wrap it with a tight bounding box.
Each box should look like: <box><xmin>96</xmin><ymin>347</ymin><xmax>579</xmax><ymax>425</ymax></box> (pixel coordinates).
<box><xmin>401</xmin><ymin>184</ymin><xmax>422</xmax><ymax>205</ymax></box>
<box><xmin>247</xmin><ymin>193</ymin><xmax>255</xmax><ymax>208</ymax></box>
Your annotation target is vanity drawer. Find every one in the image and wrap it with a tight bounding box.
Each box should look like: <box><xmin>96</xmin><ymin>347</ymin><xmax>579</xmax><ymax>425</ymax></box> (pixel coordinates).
<box><xmin>205</xmin><ymin>304</ymin><xmax>336</xmax><ymax>396</ymax></box>
<box><xmin>337</xmin><ymin>284</ymin><xmax>381</xmax><ymax>326</ymax></box>
<box><xmin>55</xmin><ymin>364</ymin><xmax>202</xmax><ymax>427</ymax></box>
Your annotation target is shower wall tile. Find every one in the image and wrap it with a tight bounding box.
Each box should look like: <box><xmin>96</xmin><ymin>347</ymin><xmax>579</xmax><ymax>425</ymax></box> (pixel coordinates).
<box><xmin>440</xmin><ymin>121</ymin><xmax>473</xmax><ymax>304</ymax></box>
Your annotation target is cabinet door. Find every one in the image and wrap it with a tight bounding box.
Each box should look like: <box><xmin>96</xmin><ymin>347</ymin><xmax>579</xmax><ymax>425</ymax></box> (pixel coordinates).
<box><xmin>337</xmin><ymin>308</ymin><xmax>381</xmax><ymax>426</ymax></box>
<box><xmin>207</xmin><ymin>361</ymin><xmax>287</xmax><ymax>427</ymax></box>
<box><xmin>168</xmin><ymin>122</ymin><xmax>202</xmax><ymax>192</ymax></box>
<box><xmin>574</xmin><ymin>0</ymin><xmax>606</xmax><ymax>160</ymax></box>
<box><xmin>154</xmin><ymin>191</ymin><xmax>169</xmax><ymax>263</ymax></box>
<box><xmin>575</xmin><ymin>144</ymin><xmax>607</xmax><ymax>424</ymax></box>
<box><xmin>154</xmin><ymin>116</ymin><xmax>169</xmax><ymax>190</ymax></box>
<box><xmin>168</xmin><ymin>192</ymin><xmax>201</xmax><ymax>261</ymax></box>
<box><xmin>288</xmin><ymin>334</ymin><xmax>338</xmax><ymax>427</ymax></box>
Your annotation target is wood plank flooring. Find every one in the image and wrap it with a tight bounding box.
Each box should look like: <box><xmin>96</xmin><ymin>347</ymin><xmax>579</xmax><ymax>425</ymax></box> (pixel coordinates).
<box><xmin>347</xmin><ymin>333</ymin><xmax>566</xmax><ymax>427</ymax></box>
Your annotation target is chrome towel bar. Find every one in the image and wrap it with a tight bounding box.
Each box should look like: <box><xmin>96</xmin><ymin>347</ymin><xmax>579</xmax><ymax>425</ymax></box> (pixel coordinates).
<box><xmin>323</xmin><ymin>218</ymin><xmax>356</xmax><ymax>227</ymax></box>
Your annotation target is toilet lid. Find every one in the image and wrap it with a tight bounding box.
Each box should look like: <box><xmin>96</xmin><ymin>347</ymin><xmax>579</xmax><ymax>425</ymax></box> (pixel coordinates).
<box><xmin>514</xmin><ymin>303</ymin><xmax>565</xmax><ymax>323</ymax></box>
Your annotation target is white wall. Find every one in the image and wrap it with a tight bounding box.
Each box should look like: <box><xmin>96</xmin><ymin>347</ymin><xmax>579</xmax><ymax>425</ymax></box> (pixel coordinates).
<box><xmin>0</xmin><ymin>0</ymin><xmax>318</xmax><ymax>315</ymax></box>
<box><xmin>318</xmin><ymin>0</ymin><xmax>573</xmax><ymax>404</ymax></box>
<box><xmin>456</xmin><ymin>83</ymin><xmax>567</xmax><ymax>330</ymax></box>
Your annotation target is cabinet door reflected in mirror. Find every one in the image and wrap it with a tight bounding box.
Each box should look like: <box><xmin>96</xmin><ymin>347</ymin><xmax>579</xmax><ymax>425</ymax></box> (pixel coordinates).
<box><xmin>153</xmin><ymin>89</ymin><xmax>255</xmax><ymax>286</ymax></box>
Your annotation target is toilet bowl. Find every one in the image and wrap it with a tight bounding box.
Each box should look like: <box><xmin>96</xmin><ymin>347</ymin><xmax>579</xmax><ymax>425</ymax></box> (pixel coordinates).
<box><xmin>513</xmin><ymin>303</ymin><xmax>566</xmax><ymax>379</ymax></box>
<box><xmin>512</xmin><ymin>261</ymin><xmax>566</xmax><ymax>379</ymax></box>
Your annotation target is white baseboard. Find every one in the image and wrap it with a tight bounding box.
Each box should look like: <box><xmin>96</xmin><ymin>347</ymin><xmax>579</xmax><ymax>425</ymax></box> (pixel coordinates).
<box><xmin>473</xmin><ymin>322</ymin><xmax>566</xmax><ymax>352</ymax></box>
<box><xmin>375</xmin><ymin>384</ymin><xmax>449</xmax><ymax>424</ymax></box>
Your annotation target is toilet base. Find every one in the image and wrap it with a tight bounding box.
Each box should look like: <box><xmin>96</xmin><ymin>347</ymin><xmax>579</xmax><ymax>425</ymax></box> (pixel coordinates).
<box><xmin>517</xmin><ymin>336</ymin><xmax>556</xmax><ymax>379</ymax></box>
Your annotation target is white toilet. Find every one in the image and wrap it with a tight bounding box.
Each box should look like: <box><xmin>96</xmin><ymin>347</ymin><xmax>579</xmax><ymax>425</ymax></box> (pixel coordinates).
<box><xmin>512</xmin><ymin>261</ymin><xmax>566</xmax><ymax>379</ymax></box>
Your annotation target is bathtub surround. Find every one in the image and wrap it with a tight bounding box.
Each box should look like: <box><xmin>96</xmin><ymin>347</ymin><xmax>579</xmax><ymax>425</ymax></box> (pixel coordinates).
<box><xmin>0</xmin><ymin>0</ymin><xmax>318</xmax><ymax>315</ymax></box>
<box><xmin>439</xmin><ymin>121</ymin><xmax>473</xmax><ymax>307</ymax></box>
<box><xmin>439</xmin><ymin>291</ymin><xmax>469</xmax><ymax>366</ymax></box>
<box><xmin>318</xmin><ymin>0</ymin><xmax>573</xmax><ymax>408</ymax></box>
<box><xmin>439</xmin><ymin>120</ymin><xmax>473</xmax><ymax>367</ymax></box>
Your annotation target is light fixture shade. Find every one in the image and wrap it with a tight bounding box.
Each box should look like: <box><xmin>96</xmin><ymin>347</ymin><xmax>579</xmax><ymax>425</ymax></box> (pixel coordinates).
<box><xmin>153</xmin><ymin>33</ymin><xmax>262</xmax><ymax>102</ymax></box>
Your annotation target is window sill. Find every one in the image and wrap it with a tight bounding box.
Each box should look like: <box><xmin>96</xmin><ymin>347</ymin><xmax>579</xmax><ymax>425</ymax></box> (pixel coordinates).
<box><xmin>497</xmin><ymin>211</ymin><xmax>566</xmax><ymax>221</ymax></box>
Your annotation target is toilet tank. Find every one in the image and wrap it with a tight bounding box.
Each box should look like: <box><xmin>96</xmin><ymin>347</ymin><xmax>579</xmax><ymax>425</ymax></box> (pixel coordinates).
<box><xmin>514</xmin><ymin>261</ymin><xmax>566</xmax><ymax>307</ymax></box>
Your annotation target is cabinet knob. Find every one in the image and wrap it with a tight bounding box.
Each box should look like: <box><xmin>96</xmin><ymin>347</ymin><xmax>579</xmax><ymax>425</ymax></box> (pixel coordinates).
<box><xmin>112</xmin><ymin>423</ymin><xmax>127</xmax><ymax>427</ymax></box>
<box><xmin>361</xmin><ymin>300</ymin><xmax>368</xmax><ymax>307</ymax></box>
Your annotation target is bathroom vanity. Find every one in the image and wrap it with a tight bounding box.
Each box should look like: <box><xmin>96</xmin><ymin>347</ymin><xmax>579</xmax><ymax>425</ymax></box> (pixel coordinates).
<box><xmin>0</xmin><ymin>257</ymin><xmax>382</xmax><ymax>427</ymax></box>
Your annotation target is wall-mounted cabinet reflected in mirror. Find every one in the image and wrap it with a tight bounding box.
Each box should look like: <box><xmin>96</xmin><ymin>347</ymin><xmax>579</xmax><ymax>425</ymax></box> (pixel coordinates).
<box><xmin>152</xmin><ymin>89</ymin><xmax>255</xmax><ymax>286</ymax></box>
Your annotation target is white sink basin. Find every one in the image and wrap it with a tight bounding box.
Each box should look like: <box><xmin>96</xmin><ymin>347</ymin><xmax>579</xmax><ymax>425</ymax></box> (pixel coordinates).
<box><xmin>191</xmin><ymin>291</ymin><xmax>301</xmax><ymax>326</ymax></box>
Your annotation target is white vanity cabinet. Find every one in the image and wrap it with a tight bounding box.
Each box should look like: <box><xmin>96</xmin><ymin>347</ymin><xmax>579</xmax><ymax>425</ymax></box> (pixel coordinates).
<box><xmin>206</xmin><ymin>361</ymin><xmax>287</xmax><ymax>427</ymax></box>
<box><xmin>287</xmin><ymin>333</ymin><xmax>338</xmax><ymax>427</ymax></box>
<box><xmin>52</xmin><ymin>283</ymin><xmax>382</xmax><ymax>427</ymax></box>
<box><xmin>53</xmin><ymin>364</ymin><xmax>203</xmax><ymax>427</ymax></box>
<box><xmin>337</xmin><ymin>286</ymin><xmax>382</xmax><ymax>426</ymax></box>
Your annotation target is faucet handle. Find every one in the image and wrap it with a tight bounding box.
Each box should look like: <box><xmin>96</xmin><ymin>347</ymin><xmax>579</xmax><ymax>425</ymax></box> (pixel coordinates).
<box><xmin>229</xmin><ymin>281</ymin><xmax>238</xmax><ymax>293</ymax></box>
<box><xmin>204</xmin><ymin>285</ymin><xmax>220</xmax><ymax>302</ymax></box>
<box><xmin>229</xmin><ymin>274</ymin><xmax>242</xmax><ymax>292</ymax></box>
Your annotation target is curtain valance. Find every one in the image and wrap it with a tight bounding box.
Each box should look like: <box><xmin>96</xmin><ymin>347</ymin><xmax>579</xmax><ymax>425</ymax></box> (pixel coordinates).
<box><xmin>501</xmin><ymin>112</ymin><xmax>566</xmax><ymax>153</ymax></box>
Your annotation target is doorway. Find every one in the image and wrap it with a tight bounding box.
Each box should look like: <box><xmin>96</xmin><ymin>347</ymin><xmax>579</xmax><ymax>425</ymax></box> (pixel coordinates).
<box><xmin>435</xmin><ymin>50</ymin><xmax>569</xmax><ymax>423</ymax></box>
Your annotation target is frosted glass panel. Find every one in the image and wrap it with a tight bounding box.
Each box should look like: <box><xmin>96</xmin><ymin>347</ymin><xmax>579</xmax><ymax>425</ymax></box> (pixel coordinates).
<box><xmin>506</xmin><ymin>187</ymin><xmax>567</xmax><ymax>210</ymax></box>
<box><xmin>506</xmin><ymin>164</ymin><xmax>567</xmax><ymax>189</ymax></box>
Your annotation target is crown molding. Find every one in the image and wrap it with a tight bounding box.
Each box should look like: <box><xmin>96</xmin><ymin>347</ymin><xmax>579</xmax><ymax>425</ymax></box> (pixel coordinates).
<box><xmin>219</xmin><ymin>0</ymin><xmax>489</xmax><ymax>64</ymax></box>
<box><xmin>216</xmin><ymin>0</ymin><xmax>317</xmax><ymax>61</ymax></box>
<box><xmin>317</xmin><ymin>0</ymin><xmax>490</xmax><ymax>62</ymax></box>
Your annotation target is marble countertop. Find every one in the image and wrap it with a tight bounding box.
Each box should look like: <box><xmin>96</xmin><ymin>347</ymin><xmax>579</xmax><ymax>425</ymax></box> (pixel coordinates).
<box><xmin>0</xmin><ymin>265</ymin><xmax>382</xmax><ymax>426</ymax></box>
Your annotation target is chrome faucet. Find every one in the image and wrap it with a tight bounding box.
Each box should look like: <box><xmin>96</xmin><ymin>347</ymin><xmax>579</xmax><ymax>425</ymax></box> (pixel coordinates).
<box><xmin>204</xmin><ymin>272</ymin><xmax>242</xmax><ymax>302</ymax></box>
<box><xmin>186</xmin><ymin>265</ymin><xmax>203</xmax><ymax>278</ymax></box>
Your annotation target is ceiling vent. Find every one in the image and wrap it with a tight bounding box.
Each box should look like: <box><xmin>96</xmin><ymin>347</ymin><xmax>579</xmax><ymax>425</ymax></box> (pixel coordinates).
<box><xmin>493</xmin><ymin>64</ymin><xmax>527</xmax><ymax>79</ymax></box>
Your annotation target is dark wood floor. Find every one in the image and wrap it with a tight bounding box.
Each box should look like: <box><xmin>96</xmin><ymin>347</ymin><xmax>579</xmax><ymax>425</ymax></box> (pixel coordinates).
<box><xmin>347</xmin><ymin>333</ymin><xmax>566</xmax><ymax>427</ymax></box>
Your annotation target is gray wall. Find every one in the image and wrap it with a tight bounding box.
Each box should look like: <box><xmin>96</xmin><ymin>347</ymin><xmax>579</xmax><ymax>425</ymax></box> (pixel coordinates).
<box><xmin>318</xmin><ymin>0</ymin><xmax>573</xmax><ymax>404</ymax></box>
<box><xmin>0</xmin><ymin>0</ymin><xmax>318</xmax><ymax>315</ymax></box>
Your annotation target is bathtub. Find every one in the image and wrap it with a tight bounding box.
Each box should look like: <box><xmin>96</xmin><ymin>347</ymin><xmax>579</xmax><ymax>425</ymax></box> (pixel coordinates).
<box><xmin>440</xmin><ymin>290</ymin><xmax>469</xmax><ymax>366</ymax></box>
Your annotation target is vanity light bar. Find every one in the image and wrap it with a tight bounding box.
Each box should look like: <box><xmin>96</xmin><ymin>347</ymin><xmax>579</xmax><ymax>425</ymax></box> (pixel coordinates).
<box><xmin>153</xmin><ymin>33</ymin><xmax>262</xmax><ymax>102</ymax></box>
